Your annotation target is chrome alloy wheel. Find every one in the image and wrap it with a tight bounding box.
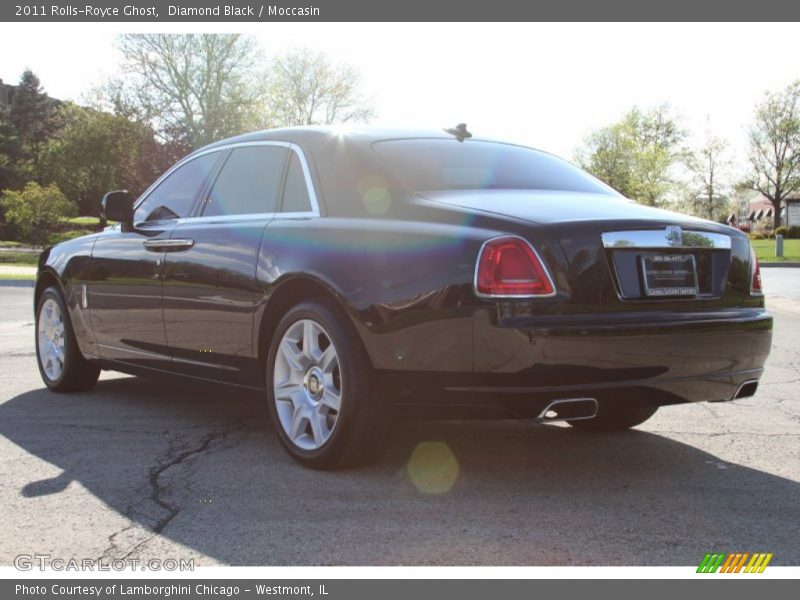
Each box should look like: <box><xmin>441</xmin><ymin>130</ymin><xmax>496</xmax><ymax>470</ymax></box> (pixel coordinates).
<box><xmin>37</xmin><ymin>298</ymin><xmax>66</xmax><ymax>382</ymax></box>
<box><xmin>273</xmin><ymin>319</ymin><xmax>342</xmax><ymax>450</ymax></box>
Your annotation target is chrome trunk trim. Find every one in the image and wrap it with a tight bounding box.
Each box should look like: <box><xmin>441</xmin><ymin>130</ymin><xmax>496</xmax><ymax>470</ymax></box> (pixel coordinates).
<box><xmin>601</xmin><ymin>228</ymin><xmax>732</xmax><ymax>250</ymax></box>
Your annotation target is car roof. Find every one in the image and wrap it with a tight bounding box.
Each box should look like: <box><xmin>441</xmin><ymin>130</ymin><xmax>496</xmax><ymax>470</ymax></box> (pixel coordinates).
<box><xmin>196</xmin><ymin>126</ymin><xmax>518</xmax><ymax>154</ymax></box>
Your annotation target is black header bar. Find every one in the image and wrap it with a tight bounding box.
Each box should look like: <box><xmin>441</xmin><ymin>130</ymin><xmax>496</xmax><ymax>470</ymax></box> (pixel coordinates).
<box><xmin>2</xmin><ymin>0</ymin><xmax>800</xmax><ymax>22</ymax></box>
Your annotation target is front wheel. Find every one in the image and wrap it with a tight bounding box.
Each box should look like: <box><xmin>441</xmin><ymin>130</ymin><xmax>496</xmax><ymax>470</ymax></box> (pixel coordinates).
<box><xmin>35</xmin><ymin>286</ymin><xmax>100</xmax><ymax>392</ymax></box>
<box><xmin>568</xmin><ymin>405</ymin><xmax>657</xmax><ymax>432</ymax></box>
<box><xmin>266</xmin><ymin>298</ymin><xmax>388</xmax><ymax>469</ymax></box>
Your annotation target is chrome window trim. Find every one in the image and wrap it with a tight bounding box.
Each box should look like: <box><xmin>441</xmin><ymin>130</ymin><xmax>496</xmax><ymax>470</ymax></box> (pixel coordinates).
<box><xmin>133</xmin><ymin>140</ymin><xmax>320</xmax><ymax>225</ymax></box>
<box><xmin>176</xmin><ymin>211</ymin><xmax>317</xmax><ymax>226</ymax></box>
<box><xmin>473</xmin><ymin>235</ymin><xmax>558</xmax><ymax>299</ymax></box>
<box><xmin>601</xmin><ymin>229</ymin><xmax>732</xmax><ymax>250</ymax></box>
<box><xmin>132</xmin><ymin>147</ymin><xmax>225</xmax><ymax>225</ymax></box>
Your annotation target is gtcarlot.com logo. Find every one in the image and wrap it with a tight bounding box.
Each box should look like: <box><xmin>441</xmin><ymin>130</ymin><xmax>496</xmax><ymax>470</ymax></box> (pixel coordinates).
<box><xmin>697</xmin><ymin>552</ymin><xmax>773</xmax><ymax>573</ymax></box>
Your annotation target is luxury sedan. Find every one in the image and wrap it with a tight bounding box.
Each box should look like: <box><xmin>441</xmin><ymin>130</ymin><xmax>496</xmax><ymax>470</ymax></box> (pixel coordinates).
<box><xmin>34</xmin><ymin>126</ymin><xmax>772</xmax><ymax>468</ymax></box>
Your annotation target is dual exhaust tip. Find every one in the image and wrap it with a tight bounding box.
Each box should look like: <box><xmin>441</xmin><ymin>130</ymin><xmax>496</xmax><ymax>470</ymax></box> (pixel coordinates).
<box><xmin>538</xmin><ymin>379</ymin><xmax>759</xmax><ymax>421</ymax></box>
<box><xmin>537</xmin><ymin>398</ymin><xmax>598</xmax><ymax>422</ymax></box>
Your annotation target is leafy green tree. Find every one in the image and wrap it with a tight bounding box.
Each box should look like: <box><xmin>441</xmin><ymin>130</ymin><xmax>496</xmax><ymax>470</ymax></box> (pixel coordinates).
<box><xmin>0</xmin><ymin>107</ymin><xmax>22</xmax><ymax>192</ymax></box>
<box><xmin>40</xmin><ymin>103</ymin><xmax>189</xmax><ymax>216</ymax></box>
<box><xmin>8</xmin><ymin>70</ymin><xmax>60</xmax><ymax>179</ymax></box>
<box><xmin>744</xmin><ymin>80</ymin><xmax>800</xmax><ymax>231</ymax></box>
<box><xmin>0</xmin><ymin>182</ymin><xmax>76</xmax><ymax>246</ymax></box>
<box><xmin>576</xmin><ymin>105</ymin><xmax>686</xmax><ymax>206</ymax></box>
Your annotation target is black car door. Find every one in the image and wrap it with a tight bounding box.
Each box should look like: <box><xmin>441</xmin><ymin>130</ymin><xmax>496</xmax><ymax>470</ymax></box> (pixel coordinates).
<box><xmin>88</xmin><ymin>151</ymin><xmax>222</xmax><ymax>368</ymax></box>
<box><xmin>161</xmin><ymin>142</ymin><xmax>295</xmax><ymax>385</ymax></box>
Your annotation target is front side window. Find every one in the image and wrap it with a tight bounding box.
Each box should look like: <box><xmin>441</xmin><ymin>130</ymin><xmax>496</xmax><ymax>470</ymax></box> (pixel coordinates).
<box><xmin>203</xmin><ymin>146</ymin><xmax>288</xmax><ymax>217</ymax></box>
<box><xmin>372</xmin><ymin>139</ymin><xmax>614</xmax><ymax>195</ymax></box>
<box><xmin>281</xmin><ymin>153</ymin><xmax>313</xmax><ymax>213</ymax></box>
<box><xmin>134</xmin><ymin>152</ymin><xmax>220</xmax><ymax>224</ymax></box>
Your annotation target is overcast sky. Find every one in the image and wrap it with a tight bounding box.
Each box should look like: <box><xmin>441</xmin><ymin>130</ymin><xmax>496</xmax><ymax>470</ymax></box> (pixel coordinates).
<box><xmin>1</xmin><ymin>22</ymin><xmax>798</xmax><ymax>168</ymax></box>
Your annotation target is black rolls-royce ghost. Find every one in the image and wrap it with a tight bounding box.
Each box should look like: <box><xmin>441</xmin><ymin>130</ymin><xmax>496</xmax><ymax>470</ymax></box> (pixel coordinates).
<box><xmin>34</xmin><ymin>126</ymin><xmax>772</xmax><ymax>468</ymax></box>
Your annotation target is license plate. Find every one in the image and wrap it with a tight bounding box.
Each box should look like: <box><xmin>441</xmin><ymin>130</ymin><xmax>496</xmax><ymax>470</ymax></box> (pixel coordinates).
<box><xmin>640</xmin><ymin>254</ymin><xmax>698</xmax><ymax>297</ymax></box>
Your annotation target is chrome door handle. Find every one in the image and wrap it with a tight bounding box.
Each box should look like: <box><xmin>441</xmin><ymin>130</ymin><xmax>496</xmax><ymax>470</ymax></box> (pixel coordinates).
<box><xmin>143</xmin><ymin>238</ymin><xmax>195</xmax><ymax>252</ymax></box>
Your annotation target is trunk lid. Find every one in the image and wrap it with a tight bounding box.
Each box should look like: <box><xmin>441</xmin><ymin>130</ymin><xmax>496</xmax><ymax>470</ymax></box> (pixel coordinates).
<box><xmin>424</xmin><ymin>190</ymin><xmax>753</xmax><ymax>311</ymax></box>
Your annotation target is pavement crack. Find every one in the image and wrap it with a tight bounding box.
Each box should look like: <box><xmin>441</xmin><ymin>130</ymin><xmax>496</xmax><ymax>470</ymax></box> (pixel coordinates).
<box><xmin>97</xmin><ymin>421</ymin><xmax>246</xmax><ymax>562</ymax></box>
<box><xmin>146</xmin><ymin>429</ymin><xmax>224</xmax><ymax>536</ymax></box>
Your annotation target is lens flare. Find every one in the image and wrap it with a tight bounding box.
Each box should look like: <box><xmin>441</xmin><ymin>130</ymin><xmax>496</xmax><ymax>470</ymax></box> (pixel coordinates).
<box><xmin>407</xmin><ymin>441</ymin><xmax>459</xmax><ymax>494</ymax></box>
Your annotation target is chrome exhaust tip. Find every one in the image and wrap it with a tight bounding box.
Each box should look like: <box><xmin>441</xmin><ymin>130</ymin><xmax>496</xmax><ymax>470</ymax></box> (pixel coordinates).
<box><xmin>733</xmin><ymin>379</ymin><xmax>759</xmax><ymax>400</ymax></box>
<box><xmin>537</xmin><ymin>398</ymin><xmax>599</xmax><ymax>422</ymax></box>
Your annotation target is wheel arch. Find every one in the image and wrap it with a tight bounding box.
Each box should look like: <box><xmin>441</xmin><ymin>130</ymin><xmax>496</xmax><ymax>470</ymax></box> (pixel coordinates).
<box><xmin>34</xmin><ymin>268</ymin><xmax>64</xmax><ymax>309</ymax></box>
<box><xmin>255</xmin><ymin>275</ymin><xmax>370</xmax><ymax>373</ymax></box>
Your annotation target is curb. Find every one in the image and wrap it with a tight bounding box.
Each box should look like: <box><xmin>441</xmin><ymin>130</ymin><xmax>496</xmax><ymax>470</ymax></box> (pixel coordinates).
<box><xmin>760</xmin><ymin>262</ymin><xmax>800</xmax><ymax>268</ymax></box>
<box><xmin>0</xmin><ymin>279</ymin><xmax>35</xmax><ymax>287</ymax></box>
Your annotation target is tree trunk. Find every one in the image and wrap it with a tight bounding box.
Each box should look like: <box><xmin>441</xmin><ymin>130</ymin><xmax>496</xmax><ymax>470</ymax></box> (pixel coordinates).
<box><xmin>773</xmin><ymin>199</ymin><xmax>782</xmax><ymax>231</ymax></box>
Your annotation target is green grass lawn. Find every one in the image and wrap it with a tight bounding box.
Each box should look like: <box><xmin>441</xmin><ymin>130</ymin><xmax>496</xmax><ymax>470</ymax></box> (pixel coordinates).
<box><xmin>64</xmin><ymin>216</ymin><xmax>101</xmax><ymax>226</ymax></box>
<box><xmin>752</xmin><ymin>238</ymin><xmax>800</xmax><ymax>262</ymax></box>
<box><xmin>0</xmin><ymin>273</ymin><xmax>35</xmax><ymax>280</ymax></box>
<box><xmin>0</xmin><ymin>251</ymin><xmax>39</xmax><ymax>266</ymax></box>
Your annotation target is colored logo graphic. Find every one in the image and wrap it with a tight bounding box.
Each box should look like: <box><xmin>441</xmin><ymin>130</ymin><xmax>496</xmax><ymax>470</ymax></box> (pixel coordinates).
<box><xmin>697</xmin><ymin>552</ymin><xmax>773</xmax><ymax>573</ymax></box>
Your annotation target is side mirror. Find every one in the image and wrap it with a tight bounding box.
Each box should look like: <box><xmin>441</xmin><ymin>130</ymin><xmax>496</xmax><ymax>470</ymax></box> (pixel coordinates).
<box><xmin>101</xmin><ymin>190</ymin><xmax>134</xmax><ymax>229</ymax></box>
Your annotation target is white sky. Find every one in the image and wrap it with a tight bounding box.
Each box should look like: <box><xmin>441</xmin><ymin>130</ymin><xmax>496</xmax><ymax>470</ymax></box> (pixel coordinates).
<box><xmin>1</xmin><ymin>22</ymin><xmax>798</xmax><ymax>168</ymax></box>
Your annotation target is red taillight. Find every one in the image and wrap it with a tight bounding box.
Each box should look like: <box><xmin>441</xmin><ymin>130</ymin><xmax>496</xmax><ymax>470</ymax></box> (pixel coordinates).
<box><xmin>475</xmin><ymin>236</ymin><xmax>555</xmax><ymax>297</ymax></box>
<box><xmin>750</xmin><ymin>246</ymin><xmax>763</xmax><ymax>295</ymax></box>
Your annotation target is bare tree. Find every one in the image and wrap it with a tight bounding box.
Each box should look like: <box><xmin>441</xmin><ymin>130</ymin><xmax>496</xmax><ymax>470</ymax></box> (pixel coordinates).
<box><xmin>685</xmin><ymin>121</ymin><xmax>731</xmax><ymax>221</ymax></box>
<box><xmin>265</xmin><ymin>48</ymin><xmax>374</xmax><ymax>127</ymax></box>
<box><xmin>108</xmin><ymin>34</ymin><xmax>266</xmax><ymax>148</ymax></box>
<box><xmin>745</xmin><ymin>80</ymin><xmax>800</xmax><ymax>231</ymax></box>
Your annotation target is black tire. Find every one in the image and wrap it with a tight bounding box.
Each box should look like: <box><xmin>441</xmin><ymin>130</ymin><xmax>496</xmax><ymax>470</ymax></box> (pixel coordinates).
<box><xmin>35</xmin><ymin>286</ymin><xmax>100</xmax><ymax>392</ymax></box>
<box><xmin>265</xmin><ymin>297</ymin><xmax>389</xmax><ymax>469</ymax></box>
<box><xmin>568</xmin><ymin>404</ymin><xmax>657</xmax><ymax>432</ymax></box>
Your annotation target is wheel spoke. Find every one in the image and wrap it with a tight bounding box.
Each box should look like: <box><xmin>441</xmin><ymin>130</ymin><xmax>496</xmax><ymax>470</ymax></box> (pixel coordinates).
<box><xmin>319</xmin><ymin>346</ymin><xmax>337</xmax><ymax>373</ymax></box>
<box><xmin>289</xmin><ymin>406</ymin><xmax>309</xmax><ymax>440</ymax></box>
<box><xmin>309</xmin><ymin>410</ymin><xmax>328</xmax><ymax>446</ymax></box>
<box><xmin>279</xmin><ymin>338</ymin><xmax>306</xmax><ymax>372</ymax></box>
<box><xmin>302</xmin><ymin>320</ymin><xmax>319</xmax><ymax>360</ymax></box>
<box><xmin>320</xmin><ymin>387</ymin><xmax>341</xmax><ymax>412</ymax></box>
<box><xmin>274</xmin><ymin>380</ymin><xmax>304</xmax><ymax>401</ymax></box>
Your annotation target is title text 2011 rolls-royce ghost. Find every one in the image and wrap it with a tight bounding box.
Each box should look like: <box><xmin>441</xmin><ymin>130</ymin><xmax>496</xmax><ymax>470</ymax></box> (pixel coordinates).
<box><xmin>34</xmin><ymin>126</ymin><xmax>772</xmax><ymax>468</ymax></box>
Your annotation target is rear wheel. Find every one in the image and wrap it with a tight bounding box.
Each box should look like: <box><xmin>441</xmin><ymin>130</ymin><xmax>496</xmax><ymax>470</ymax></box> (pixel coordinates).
<box><xmin>568</xmin><ymin>405</ymin><xmax>657</xmax><ymax>431</ymax></box>
<box><xmin>266</xmin><ymin>298</ymin><xmax>388</xmax><ymax>469</ymax></box>
<box><xmin>35</xmin><ymin>286</ymin><xmax>100</xmax><ymax>392</ymax></box>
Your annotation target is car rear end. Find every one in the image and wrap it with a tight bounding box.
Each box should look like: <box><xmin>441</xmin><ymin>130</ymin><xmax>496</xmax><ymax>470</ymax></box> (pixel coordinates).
<box><xmin>371</xmin><ymin>136</ymin><xmax>772</xmax><ymax>420</ymax></box>
<box><xmin>466</xmin><ymin>215</ymin><xmax>771</xmax><ymax>419</ymax></box>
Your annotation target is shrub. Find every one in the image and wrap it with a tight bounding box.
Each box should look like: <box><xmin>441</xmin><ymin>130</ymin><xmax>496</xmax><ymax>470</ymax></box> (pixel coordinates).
<box><xmin>0</xmin><ymin>182</ymin><xmax>77</xmax><ymax>246</ymax></box>
<box><xmin>775</xmin><ymin>225</ymin><xmax>800</xmax><ymax>239</ymax></box>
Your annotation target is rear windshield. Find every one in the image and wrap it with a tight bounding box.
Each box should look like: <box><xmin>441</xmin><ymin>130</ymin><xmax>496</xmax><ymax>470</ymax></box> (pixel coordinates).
<box><xmin>373</xmin><ymin>139</ymin><xmax>611</xmax><ymax>194</ymax></box>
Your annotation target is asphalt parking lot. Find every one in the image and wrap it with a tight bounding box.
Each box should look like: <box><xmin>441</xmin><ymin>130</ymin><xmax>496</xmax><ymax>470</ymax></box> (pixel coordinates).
<box><xmin>0</xmin><ymin>271</ymin><xmax>798</xmax><ymax>567</ymax></box>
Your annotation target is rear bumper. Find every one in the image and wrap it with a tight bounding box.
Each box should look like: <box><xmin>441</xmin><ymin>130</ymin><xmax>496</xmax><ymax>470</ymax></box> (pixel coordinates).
<box><xmin>381</xmin><ymin>307</ymin><xmax>773</xmax><ymax>417</ymax></box>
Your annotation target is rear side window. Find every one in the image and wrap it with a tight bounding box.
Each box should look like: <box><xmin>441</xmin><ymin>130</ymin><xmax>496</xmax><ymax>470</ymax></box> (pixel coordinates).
<box><xmin>134</xmin><ymin>152</ymin><xmax>220</xmax><ymax>224</ymax></box>
<box><xmin>373</xmin><ymin>139</ymin><xmax>612</xmax><ymax>194</ymax></box>
<box><xmin>281</xmin><ymin>153</ymin><xmax>313</xmax><ymax>213</ymax></box>
<box><xmin>203</xmin><ymin>146</ymin><xmax>288</xmax><ymax>217</ymax></box>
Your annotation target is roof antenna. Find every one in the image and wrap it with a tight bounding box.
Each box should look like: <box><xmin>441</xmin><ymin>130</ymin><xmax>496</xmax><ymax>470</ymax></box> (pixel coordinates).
<box><xmin>444</xmin><ymin>123</ymin><xmax>472</xmax><ymax>142</ymax></box>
